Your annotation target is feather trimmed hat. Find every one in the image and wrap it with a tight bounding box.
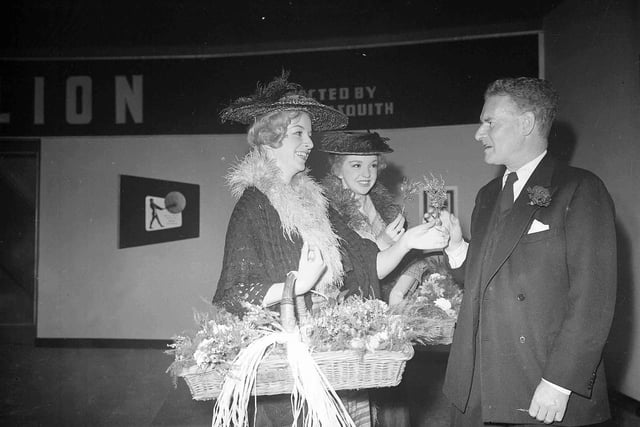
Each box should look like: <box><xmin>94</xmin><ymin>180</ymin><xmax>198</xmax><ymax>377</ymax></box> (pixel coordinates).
<box><xmin>318</xmin><ymin>131</ymin><xmax>393</xmax><ymax>154</ymax></box>
<box><xmin>219</xmin><ymin>71</ymin><xmax>348</xmax><ymax>131</ymax></box>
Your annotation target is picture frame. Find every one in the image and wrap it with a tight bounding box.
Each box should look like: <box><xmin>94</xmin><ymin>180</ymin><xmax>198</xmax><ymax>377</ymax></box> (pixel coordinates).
<box><xmin>419</xmin><ymin>185</ymin><xmax>457</xmax><ymax>220</ymax></box>
<box><xmin>119</xmin><ymin>175</ymin><xmax>200</xmax><ymax>248</ymax></box>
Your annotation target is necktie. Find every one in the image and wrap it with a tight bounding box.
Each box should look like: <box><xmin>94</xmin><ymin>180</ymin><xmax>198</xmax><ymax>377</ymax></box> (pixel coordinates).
<box><xmin>499</xmin><ymin>172</ymin><xmax>518</xmax><ymax>213</ymax></box>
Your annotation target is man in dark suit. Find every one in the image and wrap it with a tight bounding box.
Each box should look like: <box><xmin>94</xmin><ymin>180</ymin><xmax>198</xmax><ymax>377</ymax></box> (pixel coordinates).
<box><xmin>441</xmin><ymin>77</ymin><xmax>616</xmax><ymax>426</ymax></box>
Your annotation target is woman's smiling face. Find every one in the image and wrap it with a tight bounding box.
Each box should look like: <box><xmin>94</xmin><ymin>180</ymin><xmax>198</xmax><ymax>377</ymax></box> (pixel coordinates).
<box><xmin>338</xmin><ymin>154</ymin><xmax>380</xmax><ymax>196</ymax></box>
<box><xmin>267</xmin><ymin>112</ymin><xmax>313</xmax><ymax>183</ymax></box>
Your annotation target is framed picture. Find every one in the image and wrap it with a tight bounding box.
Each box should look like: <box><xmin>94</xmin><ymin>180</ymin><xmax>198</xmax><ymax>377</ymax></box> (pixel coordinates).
<box><xmin>419</xmin><ymin>185</ymin><xmax>457</xmax><ymax>220</ymax></box>
<box><xmin>119</xmin><ymin>175</ymin><xmax>200</xmax><ymax>248</ymax></box>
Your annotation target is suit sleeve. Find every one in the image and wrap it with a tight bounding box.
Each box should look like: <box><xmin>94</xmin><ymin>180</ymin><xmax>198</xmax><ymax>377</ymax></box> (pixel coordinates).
<box><xmin>542</xmin><ymin>174</ymin><xmax>617</xmax><ymax>397</ymax></box>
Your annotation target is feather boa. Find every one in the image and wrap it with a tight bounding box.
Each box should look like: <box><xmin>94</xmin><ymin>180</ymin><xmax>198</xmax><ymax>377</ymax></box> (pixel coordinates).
<box><xmin>226</xmin><ymin>150</ymin><xmax>344</xmax><ymax>295</ymax></box>
<box><xmin>321</xmin><ymin>174</ymin><xmax>401</xmax><ymax>234</ymax></box>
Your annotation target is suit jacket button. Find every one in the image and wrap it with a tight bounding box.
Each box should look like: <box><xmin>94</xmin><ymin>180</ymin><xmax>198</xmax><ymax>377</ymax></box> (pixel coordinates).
<box><xmin>517</xmin><ymin>293</ymin><xmax>525</xmax><ymax>301</ymax></box>
<box><xmin>519</xmin><ymin>336</ymin><xmax>526</xmax><ymax>343</ymax></box>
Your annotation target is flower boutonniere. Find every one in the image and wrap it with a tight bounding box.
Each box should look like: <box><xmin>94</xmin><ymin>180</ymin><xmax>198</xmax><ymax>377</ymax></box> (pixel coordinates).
<box><xmin>526</xmin><ymin>185</ymin><xmax>552</xmax><ymax>207</ymax></box>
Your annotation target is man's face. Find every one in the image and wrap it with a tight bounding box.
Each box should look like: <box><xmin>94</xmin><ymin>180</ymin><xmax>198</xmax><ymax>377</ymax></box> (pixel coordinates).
<box><xmin>474</xmin><ymin>95</ymin><xmax>526</xmax><ymax>170</ymax></box>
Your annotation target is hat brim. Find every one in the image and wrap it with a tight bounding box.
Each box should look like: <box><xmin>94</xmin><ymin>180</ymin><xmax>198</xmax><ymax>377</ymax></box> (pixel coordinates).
<box><xmin>319</xmin><ymin>148</ymin><xmax>393</xmax><ymax>155</ymax></box>
<box><xmin>317</xmin><ymin>130</ymin><xmax>394</xmax><ymax>154</ymax></box>
<box><xmin>222</xmin><ymin>101</ymin><xmax>348</xmax><ymax>131</ymax></box>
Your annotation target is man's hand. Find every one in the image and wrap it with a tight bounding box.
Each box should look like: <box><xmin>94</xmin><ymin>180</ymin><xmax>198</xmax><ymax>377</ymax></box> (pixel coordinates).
<box><xmin>528</xmin><ymin>380</ymin><xmax>570</xmax><ymax>424</ymax></box>
<box><xmin>439</xmin><ymin>210</ymin><xmax>464</xmax><ymax>251</ymax></box>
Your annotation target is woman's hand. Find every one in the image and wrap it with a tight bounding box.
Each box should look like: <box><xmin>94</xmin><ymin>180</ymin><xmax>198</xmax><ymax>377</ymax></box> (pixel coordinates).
<box><xmin>295</xmin><ymin>242</ymin><xmax>327</xmax><ymax>295</ymax></box>
<box><xmin>388</xmin><ymin>274</ymin><xmax>418</xmax><ymax>307</ymax></box>
<box><xmin>401</xmin><ymin>222</ymin><xmax>449</xmax><ymax>252</ymax></box>
<box><xmin>377</xmin><ymin>213</ymin><xmax>406</xmax><ymax>249</ymax></box>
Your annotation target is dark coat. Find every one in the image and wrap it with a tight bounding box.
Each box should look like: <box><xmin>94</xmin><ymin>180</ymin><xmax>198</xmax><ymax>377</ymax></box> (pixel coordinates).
<box><xmin>443</xmin><ymin>155</ymin><xmax>617</xmax><ymax>425</ymax></box>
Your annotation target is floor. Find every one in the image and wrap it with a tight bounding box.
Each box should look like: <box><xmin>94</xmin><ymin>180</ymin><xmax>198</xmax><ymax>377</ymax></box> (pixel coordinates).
<box><xmin>1</xmin><ymin>343</ymin><xmax>638</xmax><ymax>426</ymax></box>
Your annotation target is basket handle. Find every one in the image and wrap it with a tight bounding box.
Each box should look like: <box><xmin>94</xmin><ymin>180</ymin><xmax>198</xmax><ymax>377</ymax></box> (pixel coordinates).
<box><xmin>281</xmin><ymin>271</ymin><xmax>297</xmax><ymax>332</ymax></box>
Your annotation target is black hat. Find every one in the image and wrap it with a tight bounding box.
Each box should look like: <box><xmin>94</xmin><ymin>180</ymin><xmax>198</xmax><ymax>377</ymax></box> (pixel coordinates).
<box><xmin>220</xmin><ymin>71</ymin><xmax>348</xmax><ymax>131</ymax></box>
<box><xmin>317</xmin><ymin>131</ymin><xmax>393</xmax><ymax>154</ymax></box>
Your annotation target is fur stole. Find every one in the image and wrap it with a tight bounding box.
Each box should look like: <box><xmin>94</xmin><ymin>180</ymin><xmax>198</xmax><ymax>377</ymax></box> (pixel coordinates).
<box><xmin>226</xmin><ymin>150</ymin><xmax>343</xmax><ymax>294</ymax></box>
<box><xmin>321</xmin><ymin>174</ymin><xmax>401</xmax><ymax>234</ymax></box>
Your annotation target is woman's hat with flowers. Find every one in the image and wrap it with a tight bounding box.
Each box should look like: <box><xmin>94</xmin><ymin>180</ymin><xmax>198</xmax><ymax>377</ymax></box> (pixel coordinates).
<box><xmin>219</xmin><ymin>71</ymin><xmax>348</xmax><ymax>131</ymax></box>
<box><xmin>317</xmin><ymin>130</ymin><xmax>393</xmax><ymax>155</ymax></box>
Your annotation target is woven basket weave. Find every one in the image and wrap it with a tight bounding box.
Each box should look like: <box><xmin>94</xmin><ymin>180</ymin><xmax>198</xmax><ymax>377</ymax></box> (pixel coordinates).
<box><xmin>182</xmin><ymin>273</ymin><xmax>415</xmax><ymax>401</ymax></box>
<box><xmin>430</xmin><ymin>318</ymin><xmax>456</xmax><ymax>345</ymax></box>
<box><xmin>180</xmin><ymin>345</ymin><xmax>414</xmax><ymax>401</ymax></box>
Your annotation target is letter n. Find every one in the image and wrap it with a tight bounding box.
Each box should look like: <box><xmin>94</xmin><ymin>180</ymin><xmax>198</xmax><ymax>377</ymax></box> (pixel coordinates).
<box><xmin>115</xmin><ymin>75</ymin><xmax>143</xmax><ymax>124</ymax></box>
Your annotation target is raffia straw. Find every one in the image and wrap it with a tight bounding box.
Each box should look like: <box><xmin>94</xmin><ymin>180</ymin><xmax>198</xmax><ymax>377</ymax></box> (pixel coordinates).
<box><xmin>287</xmin><ymin>338</ymin><xmax>355</xmax><ymax>427</ymax></box>
<box><xmin>211</xmin><ymin>329</ymin><xmax>355</xmax><ymax>427</ymax></box>
<box><xmin>211</xmin><ymin>333</ymin><xmax>280</xmax><ymax>427</ymax></box>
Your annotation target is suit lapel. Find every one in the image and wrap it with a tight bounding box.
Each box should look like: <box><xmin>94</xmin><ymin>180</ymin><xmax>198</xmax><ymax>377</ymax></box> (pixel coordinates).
<box><xmin>467</xmin><ymin>179</ymin><xmax>501</xmax><ymax>289</ymax></box>
<box><xmin>480</xmin><ymin>156</ymin><xmax>558</xmax><ymax>290</ymax></box>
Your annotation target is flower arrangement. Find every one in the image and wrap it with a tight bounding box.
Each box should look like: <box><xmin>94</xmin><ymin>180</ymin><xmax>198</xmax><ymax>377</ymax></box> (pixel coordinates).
<box><xmin>302</xmin><ymin>297</ymin><xmax>408</xmax><ymax>354</ymax></box>
<box><xmin>390</xmin><ymin>258</ymin><xmax>463</xmax><ymax>345</ymax></box>
<box><xmin>166</xmin><ymin>288</ymin><xmax>460</xmax><ymax>381</ymax></box>
<box><xmin>399</xmin><ymin>174</ymin><xmax>448</xmax><ymax>220</ymax></box>
<box><xmin>399</xmin><ymin>177</ymin><xmax>422</xmax><ymax>214</ymax></box>
<box><xmin>422</xmin><ymin>174</ymin><xmax>448</xmax><ymax>223</ymax></box>
<box><xmin>165</xmin><ymin>302</ymin><xmax>282</xmax><ymax>381</ymax></box>
<box><xmin>527</xmin><ymin>185</ymin><xmax>552</xmax><ymax>207</ymax></box>
<box><xmin>422</xmin><ymin>174</ymin><xmax>447</xmax><ymax>210</ymax></box>
<box><xmin>167</xmin><ymin>274</ymin><xmax>461</xmax><ymax>425</ymax></box>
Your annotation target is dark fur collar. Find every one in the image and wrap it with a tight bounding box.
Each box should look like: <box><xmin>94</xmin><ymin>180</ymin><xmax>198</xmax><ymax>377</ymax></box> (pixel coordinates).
<box><xmin>321</xmin><ymin>174</ymin><xmax>401</xmax><ymax>233</ymax></box>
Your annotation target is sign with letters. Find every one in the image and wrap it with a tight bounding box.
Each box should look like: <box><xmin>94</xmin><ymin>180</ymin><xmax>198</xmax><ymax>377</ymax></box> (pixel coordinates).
<box><xmin>0</xmin><ymin>34</ymin><xmax>539</xmax><ymax>136</ymax></box>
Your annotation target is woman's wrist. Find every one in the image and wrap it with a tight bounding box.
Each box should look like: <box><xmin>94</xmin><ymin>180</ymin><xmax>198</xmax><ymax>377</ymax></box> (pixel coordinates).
<box><xmin>396</xmin><ymin>233</ymin><xmax>411</xmax><ymax>254</ymax></box>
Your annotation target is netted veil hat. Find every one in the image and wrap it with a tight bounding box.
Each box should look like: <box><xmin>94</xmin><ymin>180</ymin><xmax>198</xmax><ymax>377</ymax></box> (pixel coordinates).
<box><xmin>318</xmin><ymin>130</ymin><xmax>393</xmax><ymax>154</ymax></box>
<box><xmin>219</xmin><ymin>71</ymin><xmax>348</xmax><ymax>131</ymax></box>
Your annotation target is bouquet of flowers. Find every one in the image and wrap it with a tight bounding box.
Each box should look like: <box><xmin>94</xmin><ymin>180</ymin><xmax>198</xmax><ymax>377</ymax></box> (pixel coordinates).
<box><xmin>167</xmin><ymin>296</ymin><xmax>414</xmax><ymax>381</ymax></box>
<box><xmin>390</xmin><ymin>257</ymin><xmax>463</xmax><ymax>345</ymax></box>
<box><xmin>165</xmin><ymin>301</ymin><xmax>282</xmax><ymax>382</ymax></box>
<box><xmin>167</xmin><ymin>294</ymin><xmax>417</xmax><ymax>427</ymax></box>
<box><xmin>302</xmin><ymin>297</ymin><xmax>408</xmax><ymax>354</ymax></box>
<box><xmin>166</xmin><ymin>269</ymin><xmax>461</xmax><ymax>425</ymax></box>
<box><xmin>399</xmin><ymin>173</ymin><xmax>448</xmax><ymax>221</ymax></box>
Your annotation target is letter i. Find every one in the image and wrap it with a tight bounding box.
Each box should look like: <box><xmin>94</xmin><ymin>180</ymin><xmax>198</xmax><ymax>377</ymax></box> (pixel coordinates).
<box><xmin>0</xmin><ymin>77</ymin><xmax>10</xmax><ymax>123</ymax></box>
<box><xmin>34</xmin><ymin>77</ymin><xmax>45</xmax><ymax>124</ymax></box>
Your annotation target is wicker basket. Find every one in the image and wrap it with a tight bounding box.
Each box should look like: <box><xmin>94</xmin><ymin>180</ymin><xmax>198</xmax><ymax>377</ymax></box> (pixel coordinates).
<box><xmin>429</xmin><ymin>317</ymin><xmax>456</xmax><ymax>345</ymax></box>
<box><xmin>180</xmin><ymin>345</ymin><xmax>415</xmax><ymax>401</ymax></box>
<box><xmin>181</xmin><ymin>273</ymin><xmax>415</xmax><ymax>400</ymax></box>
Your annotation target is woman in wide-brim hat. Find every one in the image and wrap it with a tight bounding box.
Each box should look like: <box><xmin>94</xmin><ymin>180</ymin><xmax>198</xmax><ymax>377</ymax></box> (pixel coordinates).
<box><xmin>213</xmin><ymin>72</ymin><xmax>350</xmax><ymax>426</ymax></box>
<box><xmin>213</xmin><ymin>73</ymin><xmax>448</xmax><ymax>426</ymax></box>
<box><xmin>214</xmin><ymin>72</ymin><xmax>348</xmax><ymax>315</ymax></box>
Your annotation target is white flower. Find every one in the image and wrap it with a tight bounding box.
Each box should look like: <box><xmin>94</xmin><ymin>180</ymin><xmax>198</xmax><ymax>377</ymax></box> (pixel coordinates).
<box><xmin>197</xmin><ymin>337</ymin><xmax>215</xmax><ymax>349</ymax></box>
<box><xmin>350</xmin><ymin>338</ymin><xmax>366</xmax><ymax>349</ymax></box>
<box><xmin>434</xmin><ymin>297</ymin><xmax>452</xmax><ymax>312</ymax></box>
<box><xmin>193</xmin><ymin>349</ymin><xmax>211</xmax><ymax>367</ymax></box>
<box><xmin>365</xmin><ymin>331</ymin><xmax>389</xmax><ymax>352</ymax></box>
<box><xmin>430</xmin><ymin>273</ymin><xmax>445</xmax><ymax>281</ymax></box>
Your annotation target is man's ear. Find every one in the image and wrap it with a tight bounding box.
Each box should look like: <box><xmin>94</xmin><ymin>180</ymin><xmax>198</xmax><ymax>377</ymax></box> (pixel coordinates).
<box><xmin>520</xmin><ymin>111</ymin><xmax>536</xmax><ymax>136</ymax></box>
